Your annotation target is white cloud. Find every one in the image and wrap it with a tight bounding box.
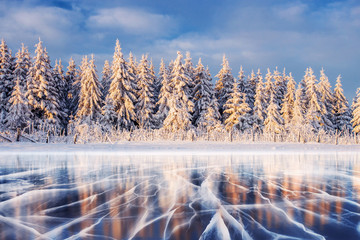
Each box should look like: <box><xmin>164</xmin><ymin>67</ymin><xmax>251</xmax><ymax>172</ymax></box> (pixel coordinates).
<box><xmin>88</xmin><ymin>7</ymin><xmax>176</xmax><ymax>36</ymax></box>
<box><xmin>0</xmin><ymin>6</ymin><xmax>79</xmax><ymax>45</ymax></box>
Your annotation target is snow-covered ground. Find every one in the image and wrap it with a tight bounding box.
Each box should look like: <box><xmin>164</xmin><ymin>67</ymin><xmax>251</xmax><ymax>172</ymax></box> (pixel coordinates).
<box><xmin>0</xmin><ymin>141</ymin><xmax>360</xmax><ymax>154</ymax></box>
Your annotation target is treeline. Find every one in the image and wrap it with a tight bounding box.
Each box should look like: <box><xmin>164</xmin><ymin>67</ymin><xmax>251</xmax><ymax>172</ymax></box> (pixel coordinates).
<box><xmin>1</xmin><ymin>38</ymin><xmax>360</xmax><ymax>142</ymax></box>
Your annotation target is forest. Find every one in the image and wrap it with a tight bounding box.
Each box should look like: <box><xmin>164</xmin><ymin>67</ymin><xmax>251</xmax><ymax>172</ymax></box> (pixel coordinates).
<box><xmin>0</xmin><ymin>38</ymin><xmax>359</xmax><ymax>144</ymax></box>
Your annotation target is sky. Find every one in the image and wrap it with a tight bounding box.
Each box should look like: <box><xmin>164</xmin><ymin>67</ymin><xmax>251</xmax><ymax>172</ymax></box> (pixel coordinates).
<box><xmin>1</xmin><ymin>0</ymin><xmax>360</xmax><ymax>100</ymax></box>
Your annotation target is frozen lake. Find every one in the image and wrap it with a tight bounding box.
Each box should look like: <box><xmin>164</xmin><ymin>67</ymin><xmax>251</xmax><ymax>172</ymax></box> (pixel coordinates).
<box><xmin>0</xmin><ymin>149</ymin><xmax>359</xmax><ymax>239</ymax></box>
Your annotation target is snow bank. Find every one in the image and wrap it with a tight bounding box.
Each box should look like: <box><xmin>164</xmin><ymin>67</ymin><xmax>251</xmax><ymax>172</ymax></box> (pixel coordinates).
<box><xmin>0</xmin><ymin>141</ymin><xmax>359</xmax><ymax>155</ymax></box>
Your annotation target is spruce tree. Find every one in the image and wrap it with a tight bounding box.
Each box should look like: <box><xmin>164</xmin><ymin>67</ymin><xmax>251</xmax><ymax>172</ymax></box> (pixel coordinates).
<box><xmin>281</xmin><ymin>73</ymin><xmax>295</xmax><ymax>127</ymax></box>
<box><xmin>136</xmin><ymin>55</ymin><xmax>156</xmax><ymax>129</ymax></box>
<box><xmin>76</xmin><ymin>55</ymin><xmax>103</xmax><ymax>124</ymax></box>
<box><xmin>237</xmin><ymin>66</ymin><xmax>246</xmax><ymax>94</ymax></box>
<box><xmin>290</xmin><ymin>84</ymin><xmax>307</xmax><ymax>133</ymax></box>
<box><xmin>246</xmin><ymin>70</ymin><xmax>258</xmax><ymax>112</ymax></box>
<box><xmin>101</xmin><ymin>97</ymin><xmax>117</xmax><ymax>131</ymax></box>
<box><xmin>263</xmin><ymin>68</ymin><xmax>274</xmax><ymax>110</ymax></box>
<box><xmin>53</xmin><ymin>59</ymin><xmax>67</xmax><ymax>128</ymax></box>
<box><xmin>193</xmin><ymin>58</ymin><xmax>214</xmax><ymax>127</ymax></box>
<box><xmin>184</xmin><ymin>51</ymin><xmax>195</xmax><ymax>101</ymax></box>
<box><xmin>317</xmin><ymin>68</ymin><xmax>334</xmax><ymax>131</ymax></box>
<box><xmin>273</xmin><ymin>67</ymin><xmax>287</xmax><ymax>107</ymax></box>
<box><xmin>156</xmin><ymin>58</ymin><xmax>172</xmax><ymax>128</ymax></box>
<box><xmin>5</xmin><ymin>79</ymin><xmax>31</xmax><ymax>130</ymax></box>
<box><xmin>215</xmin><ymin>55</ymin><xmax>234</xmax><ymax>120</ymax></box>
<box><xmin>333</xmin><ymin>75</ymin><xmax>352</xmax><ymax>132</ymax></box>
<box><xmin>199</xmin><ymin>67</ymin><xmax>222</xmax><ymax>131</ymax></box>
<box><xmin>264</xmin><ymin>93</ymin><xmax>284</xmax><ymax>134</ymax></box>
<box><xmin>163</xmin><ymin>51</ymin><xmax>193</xmax><ymax>131</ymax></box>
<box><xmin>252</xmin><ymin>70</ymin><xmax>266</xmax><ymax>132</ymax></box>
<box><xmin>14</xmin><ymin>43</ymin><xmax>31</xmax><ymax>90</ymax></box>
<box><xmin>351</xmin><ymin>88</ymin><xmax>360</xmax><ymax>134</ymax></box>
<box><xmin>0</xmin><ymin>39</ymin><xmax>15</xmax><ymax>124</ymax></box>
<box><xmin>26</xmin><ymin>39</ymin><xmax>61</xmax><ymax>128</ymax></box>
<box><xmin>108</xmin><ymin>40</ymin><xmax>137</xmax><ymax>130</ymax></box>
<box><xmin>65</xmin><ymin>57</ymin><xmax>79</xmax><ymax>119</ymax></box>
<box><xmin>223</xmin><ymin>79</ymin><xmax>251</xmax><ymax>131</ymax></box>
<box><xmin>101</xmin><ymin>60</ymin><xmax>111</xmax><ymax>100</ymax></box>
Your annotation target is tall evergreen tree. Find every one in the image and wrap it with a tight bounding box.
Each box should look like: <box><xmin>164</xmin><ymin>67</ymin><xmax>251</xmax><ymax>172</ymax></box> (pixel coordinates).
<box><xmin>65</xmin><ymin>57</ymin><xmax>79</xmax><ymax>119</ymax></box>
<box><xmin>252</xmin><ymin>71</ymin><xmax>266</xmax><ymax>132</ymax></box>
<box><xmin>14</xmin><ymin>43</ymin><xmax>31</xmax><ymax>90</ymax></box>
<box><xmin>305</xmin><ymin>70</ymin><xmax>327</xmax><ymax>132</ymax></box>
<box><xmin>333</xmin><ymin>75</ymin><xmax>352</xmax><ymax>132</ymax></box>
<box><xmin>317</xmin><ymin>68</ymin><xmax>334</xmax><ymax>131</ymax></box>
<box><xmin>215</xmin><ymin>55</ymin><xmax>234</xmax><ymax>120</ymax></box>
<box><xmin>351</xmin><ymin>88</ymin><xmax>360</xmax><ymax>134</ymax></box>
<box><xmin>53</xmin><ymin>59</ymin><xmax>67</xmax><ymax>127</ymax></box>
<box><xmin>0</xmin><ymin>39</ymin><xmax>15</xmax><ymax>124</ymax></box>
<box><xmin>156</xmin><ymin>58</ymin><xmax>172</xmax><ymax>128</ymax></box>
<box><xmin>223</xmin><ymin>79</ymin><xmax>251</xmax><ymax>131</ymax></box>
<box><xmin>193</xmin><ymin>58</ymin><xmax>214</xmax><ymax>127</ymax></box>
<box><xmin>76</xmin><ymin>55</ymin><xmax>103</xmax><ymax>124</ymax></box>
<box><xmin>26</xmin><ymin>39</ymin><xmax>61</xmax><ymax>128</ymax></box>
<box><xmin>273</xmin><ymin>67</ymin><xmax>287</xmax><ymax>107</ymax></box>
<box><xmin>108</xmin><ymin>40</ymin><xmax>137</xmax><ymax>130</ymax></box>
<box><xmin>101</xmin><ymin>60</ymin><xmax>111</xmax><ymax>100</ymax></box>
<box><xmin>184</xmin><ymin>51</ymin><xmax>195</xmax><ymax>101</ymax></box>
<box><xmin>281</xmin><ymin>73</ymin><xmax>295</xmax><ymax>127</ymax></box>
<box><xmin>163</xmin><ymin>51</ymin><xmax>193</xmax><ymax>131</ymax></box>
<box><xmin>199</xmin><ymin>67</ymin><xmax>222</xmax><ymax>131</ymax></box>
<box><xmin>136</xmin><ymin>55</ymin><xmax>156</xmax><ymax>129</ymax></box>
<box><xmin>5</xmin><ymin>79</ymin><xmax>31</xmax><ymax>130</ymax></box>
<box><xmin>290</xmin><ymin>84</ymin><xmax>307</xmax><ymax>132</ymax></box>
<box><xmin>237</xmin><ymin>66</ymin><xmax>246</xmax><ymax>94</ymax></box>
<box><xmin>263</xmin><ymin>68</ymin><xmax>274</xmax><ymax>110</ymax></box>
<box><xmin>264</xmin><ymin>93</ymin><xmax>284</xmax><ymax>134</ymax></box>
<box><xmin>246</xmin><ymin>70</ymin><xmax>258</xmax><ymax>112</ymax></box>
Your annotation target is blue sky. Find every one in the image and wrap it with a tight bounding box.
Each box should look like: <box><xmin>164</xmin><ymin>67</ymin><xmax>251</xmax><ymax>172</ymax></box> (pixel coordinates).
<box><xmin>1</xmin><ymin>0</ymin><xmax>360</xmax><ymax>100</ymax></box>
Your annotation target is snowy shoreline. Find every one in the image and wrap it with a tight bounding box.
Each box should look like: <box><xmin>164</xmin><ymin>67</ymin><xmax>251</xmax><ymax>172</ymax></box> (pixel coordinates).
<box><xmin>0</xmin><ymin>141</ymin><xmax>359</xmax><ymax>154</ymax></box>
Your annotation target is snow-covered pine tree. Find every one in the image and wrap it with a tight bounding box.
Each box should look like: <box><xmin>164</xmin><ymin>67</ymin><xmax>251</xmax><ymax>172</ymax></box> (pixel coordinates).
<box><xmin>14</xmin><ymin>43</ymin><xmax>31</xmax><ymax>90</ymax></box>
<box><xmin>199</xmin><ymin>66</ymin><xmax>222</xmax><ymax>131</ymax></box>
<box><xmin>184</xmin><ymin>52</ymin><xmax>195</xmax><ymax>101</ymax></box>
<box><xmin>280</xmin><ymin>73</ymin><xmax>295</xmax><ymax>127</ymax></box>
<box><xmin>305</xmin><ymin>69</ymin><xmax>327</xmax><ymax>132</ymax></box>
<box><xmin>237</xmin><ymin>66</ymin><xmax>246</xmax><ymax>94</ymax></box>
<box><xmin>246</xmin><ymin>69</ymin><xmax>258</xmax><ymax>112</ymax></box>
<box><xmin>264</xmin><ymin>68</ymin><xmax>274</xmax><ymax>110</ymax></box>
<box><xmin>193</xmin><ymin>58</ymin><xmax>213</xmax><ymax>127</ymax></box>
<box><xmin>5</xmin><ymin>78</ymin><xmax>31</xmax><ymax>130</ymax></box>
<box><xmin>76</xmin><ymin>55</ymin><xmax>103</xmax><ymax>125</ymax></box>
<box><xmin>108</xmin><ymin>40</ymin><xmax>137</xmax><ymax>130</ymax></box>
<box><xmin>65</xmin><ymin>57</ymin><xmax>79</xmax><ymax>119</ymax></box>
<box><xmin>317</xmin><ymin>68</ymin><xmax>335</xmax><ymax>132</ymax></box>
<box><xmin>290</xmin><ymin>84</ymin><xmax>307</xmax><ymax>133</ymax></box>
<box><xmin>101</xmin><ymin>60</ymin><xmax>111</xmax><ymax>101</ymax></box>
<box><xmin>136</xmin><ymin>55</ymin><xmax>156</xmax><ymax>129</ymax></box>
<box><xmin>53</xmin><ymin>59</ymin><xmax>68</xmax><ymax>128</ymax></box>
<box><xmin>101</xmin><ymin>96</ymin><xmax>117</xmax><ymax>131</ymax></box>
<box><xmin>223</xmin><ymin>79</ymin><xmax>251</xmax><ymax>132</ymax></box>
<box><xmin>215</xmin><ymin>55</ymin><xmax>234</xmax><ymax>120</ymax></box>
<box><xmin>163</xmin><ymin>51</ymin><xmax>193</xmax><ymax>132</ymax></box>
<box><xmin>264</xmin><ymin>92</ymin><xmax>284</xmax><ymax>135</ymax></box>
<box><xmin>351</xmin><ymin>88</ymin><xmax>360</xmax><ymax>134</ymax></box>
<box><xmin>156</xmin><ymin>58</ymin><xmax>172</xmax><ymax>128</ymax></box>
<box><xmin>333</xmin><ymin>75</ymin><xmax>352</xmax><ymax>133</ymax></box>
<box><xmin>299</xmin><ymin>68</ymin><xmax>311</xmax><ymax>113</ymax></box>
<box><xmin>273</xmin><ymin>67</ymin><xmax>287</xmax><ymax>107</ymax></box>
<box><xmin>128</xmin><ymin>52</ymin><xmax>140</xmax><ymax>96</ymax></box>
<box><xmin>26</xmin><ymin>39</ymin><xmax>61</xmax><ymax>128</ymax></box>
<box><xmin>252</xmin><ymin>70</ymin><xmax>266</xmax><ymax>132</ymax></box>
<box><xmin>0</xmin><ymin>39</ymin><xmax>15</xmax><ymax>125</ymax></box>
<box><xmin>149</xmin><ymin>59</ymin><xmax>160</xmax><ymax>112</ymax></box>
